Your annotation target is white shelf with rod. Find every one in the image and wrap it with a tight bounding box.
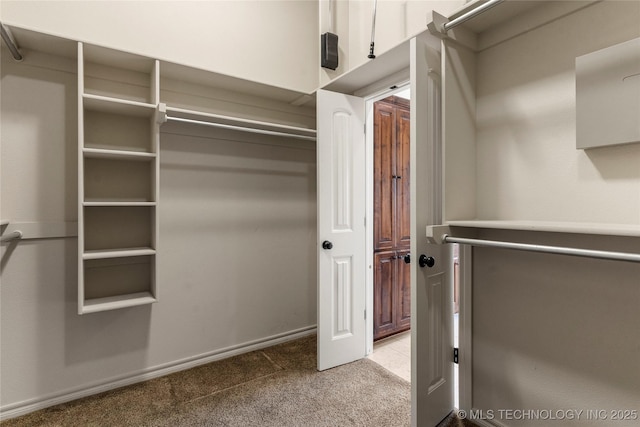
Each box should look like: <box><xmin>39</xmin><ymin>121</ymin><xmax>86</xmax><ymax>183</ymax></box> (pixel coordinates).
<box><xmin>427</xmin><ymin>220</ymin><xmax>640</xmax><ymax>263</ymax></box>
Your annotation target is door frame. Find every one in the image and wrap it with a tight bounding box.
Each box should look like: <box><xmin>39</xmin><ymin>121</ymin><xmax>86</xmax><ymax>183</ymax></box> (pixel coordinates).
<box><xmin>364</xmin><ymin>83</ymin><xmax>412</xmax><ymax>355</ymax></box>
<box><xmin>316</xmin><ymin>30</ymin><xmax>470</xmax><ymax>426</ymax></box>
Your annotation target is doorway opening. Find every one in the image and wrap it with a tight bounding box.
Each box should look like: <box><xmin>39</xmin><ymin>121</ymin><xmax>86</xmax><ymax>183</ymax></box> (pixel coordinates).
<box><xmin>366</xmin><ymin>85</ymin><xmax>412</xmax><ymax>380</ymax></box>
<box><xmin>368</xmin><ymin>87</ymin><xmax>411</xmax><ymax>381</ymax></box>
<box><xmin>364</xmin><ymin>85</ymin><xmax>461</xmax><ymax>408</ymax></box>
<box><xmin>372</xmin><ymin>93</ymin><xmax>411</xmax><ymax>342</ymax></box>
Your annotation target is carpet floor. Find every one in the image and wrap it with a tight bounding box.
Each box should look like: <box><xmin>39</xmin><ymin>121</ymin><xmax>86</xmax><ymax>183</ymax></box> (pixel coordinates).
<box><xmin>2</xmin><ymin>335</ymin><xmax>413</xmax><ymax>426</ymax></box>
<box><xmin>2</xmin><ymin>335</ymin><xmax>476</xmax><ymax>427</ymax></box>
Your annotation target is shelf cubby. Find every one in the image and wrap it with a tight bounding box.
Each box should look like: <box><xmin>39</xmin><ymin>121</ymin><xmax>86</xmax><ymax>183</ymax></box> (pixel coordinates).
<box><xmin>84</xmin><ymin>206</ymin><xmax>154</xmax><ymax>252</ymax></box>
<box><xmin>83</xmin><ymin>44</ymin><xmax>157</xmax><ymax>104</ymax></box>
<box><xmin>84</xmin><ymin>108</ymin><xmax>154</xmax><ymax>153</ymax></box>
<box><xmin>84</xmin><ymin>157</ymin><xmax>155</xmax><ymax>202</ymax></box>
<box><xmin>82</xmin><ymin>255</ymin><xmax>156</xmax><ymax>313</ymax></box>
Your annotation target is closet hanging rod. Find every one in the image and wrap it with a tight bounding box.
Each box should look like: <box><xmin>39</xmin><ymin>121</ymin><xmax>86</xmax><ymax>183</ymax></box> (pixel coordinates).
<box><xmin>0</xmin><ymin>23</ymin><xmax>23</xmax><ymax>61</ymax></box>
<box><xmin>165</xmin><ymin>116</ymin><xmax>317</xmax><ymax>142</ymax></box>
<box><xmin>442</xmin><ymin>0</ymin><xmax>505</xmax><ymax>32</ymax></box>
<box><xmin>1</xmin><ymin>230</ymin><xmax>23</xmax><ymax>243</ymax></box>
<box><xmin>442</xmin><ymin>235</ymin><xmax>640</xmax><ymax>263</ymax></box>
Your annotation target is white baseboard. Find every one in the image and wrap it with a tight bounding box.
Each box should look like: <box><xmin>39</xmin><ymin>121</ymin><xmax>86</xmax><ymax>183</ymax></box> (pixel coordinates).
<box><xmin>0</xmin><ymin>325</ymin><xmax>317</xmax><ymax>421</ymax></box>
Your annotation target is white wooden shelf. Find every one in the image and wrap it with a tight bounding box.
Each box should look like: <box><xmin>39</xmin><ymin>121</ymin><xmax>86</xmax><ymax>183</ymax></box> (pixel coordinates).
<box><xmin>83</xmin><ymin>247</ymin><xmax>156</xmax><ymax>260</ymax></box>
<box><xmin>81</xmin><ymin>292</ymin><xmax>157</xmax><ymax>314</ymax></box>
<box><xmin>83</xmin><ymin>200</ymin><xmax>156</xmax><ymax>207</ymax></box>
<box><xmin>83</xmin><ymin>93</ymin><xmax>156</xmax><ymax>117</ymax></box>
<box><xmin>83</xmin><ymin>148</ymin><xmax>156</xmax><ymax>161</ymax></box>
<box><xmin>445</xmin><ymin>220</ymin><xmax>640</xmax><ymax>238</ymax></box>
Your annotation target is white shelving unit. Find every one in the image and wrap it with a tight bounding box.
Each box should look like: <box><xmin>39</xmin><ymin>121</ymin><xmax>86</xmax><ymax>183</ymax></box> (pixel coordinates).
<box><xmin>77</xmin><ymin>42</ymin><xmax>160</xmax><ymax>314</ymax></box>
<box><xmin>433</xmin><ymin>2</ymin><xmax>640</xmax><ymax>243</ymax></box>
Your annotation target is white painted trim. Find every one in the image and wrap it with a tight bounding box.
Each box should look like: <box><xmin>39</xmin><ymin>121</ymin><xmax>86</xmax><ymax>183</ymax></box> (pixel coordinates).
<box><xmin>0</xmin><ymin>325</ymin><xmax>317</xmax><ymax>421</ymax></box>
<box><xmin>458</xmin><ymin>245</ymin><xmax>473</xmax><ymax>412</ymax></box>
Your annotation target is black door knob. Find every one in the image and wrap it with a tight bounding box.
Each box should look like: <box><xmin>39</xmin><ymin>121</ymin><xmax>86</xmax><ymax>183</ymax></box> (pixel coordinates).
<box><xmin>418</xmin><ymin>254</ymin><xmax>435</xmax><ymax>268</ymax></box>
<box><xmin>322</xmin><ymin>240</ymin><xmax>333</xmax><ymax>250</ymax></box>
<box><xmin>404</xmin><ymin>254</ymin><xmax>411</xmax><ymax>264</ymax></box>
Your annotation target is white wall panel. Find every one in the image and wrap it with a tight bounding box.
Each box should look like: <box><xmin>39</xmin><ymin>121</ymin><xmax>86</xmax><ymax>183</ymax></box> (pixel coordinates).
<box><xmin>475</xmin><ymin>1</ymin><xmax>640</xmax><ymax>224</ymax></box>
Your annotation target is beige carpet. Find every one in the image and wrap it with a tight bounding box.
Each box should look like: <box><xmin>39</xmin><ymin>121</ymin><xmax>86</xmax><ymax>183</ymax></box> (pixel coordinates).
<box><xmin>2</xmin><ymin>335</ymin><xmax>414</xmax><ymax>426</ymax></box>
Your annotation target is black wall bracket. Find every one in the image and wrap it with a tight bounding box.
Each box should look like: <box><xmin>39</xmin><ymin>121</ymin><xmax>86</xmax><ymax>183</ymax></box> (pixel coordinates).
<box><xmin>321</xmin><ymin>32</ymin><xmax>339</xmax><ymax>70</ymax></box>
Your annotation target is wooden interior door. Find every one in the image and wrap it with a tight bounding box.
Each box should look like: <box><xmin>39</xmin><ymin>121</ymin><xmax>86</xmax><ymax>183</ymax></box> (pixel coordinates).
<box><xmin>317</xmin><ymin>89</ymin><xmax>367</xmax><ymax>371</ymax></box>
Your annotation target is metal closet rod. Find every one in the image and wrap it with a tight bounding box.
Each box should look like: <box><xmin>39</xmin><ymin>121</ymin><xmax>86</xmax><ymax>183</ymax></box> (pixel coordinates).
<box><xmin>0</xmin><ymin>23</ymin><xmax>23</xmax><ymax>61</ymax></box>
<box><xmin>165</xmin><ymin>116</ymin><xmax>317</xmax><ymax>142</ymax></box>
<box><xmin>443</xmin><ymin>0</ymin><xmax>505</xmax><ymax>32</ymax></box>
<box><xmin>442</xmin><ymin>235</ymin><xmax>640</xmax><ymax>263</ymax></box>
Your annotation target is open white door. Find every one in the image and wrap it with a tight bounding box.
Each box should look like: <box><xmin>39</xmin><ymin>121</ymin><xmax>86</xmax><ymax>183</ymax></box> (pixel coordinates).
<box><xmin>410</xmin><ymin>36</ymin><xmax>454</xmax><ymax>426</ymax></box>
<box><xmin>317</xmin><ymin>89</ymin><xmax>366</xmax><ymax>371</ymax></box>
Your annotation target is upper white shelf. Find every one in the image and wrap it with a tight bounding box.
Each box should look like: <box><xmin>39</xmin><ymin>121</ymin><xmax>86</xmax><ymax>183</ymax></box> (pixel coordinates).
<box><xmin>83</xmin><ymin>94</ymin><xmax>156</xmax><ymax>117</ymax></box>
<box><xmin>83</xmin><ymin>247</ymin><xmax>156</xmax><ymax>260</ymax></box>
<box><xmin>446</xmin><ymin>220</ymin><xmax>640</xmax><ymax>238</ymax></box>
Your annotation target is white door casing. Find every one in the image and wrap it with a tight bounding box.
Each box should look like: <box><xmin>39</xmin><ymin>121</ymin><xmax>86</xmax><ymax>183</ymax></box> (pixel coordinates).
<box><xmin>317</xmin><ymin>89</ymin><xmax>367</xmax><ymax>371</ymax></box>
<box><xmin>410</xmin><ymin>35</ymin><xmax>454</xmax><ymax>426</ymax></box>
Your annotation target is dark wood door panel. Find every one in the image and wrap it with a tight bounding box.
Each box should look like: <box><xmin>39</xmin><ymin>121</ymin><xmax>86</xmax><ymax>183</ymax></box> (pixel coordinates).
<box><xmin>374</xmin><ymin>251</ymin><xmax>397</xmax><ymax>340</ymax></box>
<box><xmin>396</xmin><ymin>250</ymin><xmax>411</xmax><ymax>331</ymax></box>
<box><xmin>374</xmin><ymin>102</ymin><xmax>396</xmax><ymax>251</ymax></box>
<box><xmin>395</xmin><ymin>108</ymin><xmax>411</xmax><ymax>249</ymax></box>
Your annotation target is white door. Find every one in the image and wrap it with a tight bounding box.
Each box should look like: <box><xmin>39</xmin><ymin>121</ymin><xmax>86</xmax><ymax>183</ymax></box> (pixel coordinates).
<box><xmin>317</xmin><ymin>89</ymin><xmax>366</xmax><ymax>371</ymax></box>
<box><xmin>410</xmin><ymin>36</ymin><xmax>454</xmax><ymax>426</ymax></box>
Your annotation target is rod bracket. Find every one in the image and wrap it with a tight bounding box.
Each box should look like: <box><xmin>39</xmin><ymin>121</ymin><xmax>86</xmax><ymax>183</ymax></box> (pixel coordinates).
<box><xmin>427</xmin><ymin>11</ymin><xmax>449</xmax><ymax>37</ymax></box>
<box><xmin>426</xmin><ymin>225</ymin><xmax>450</xmax><ymax>244</ymax></box>
<box><xmin>155</xmin><ymin>103</ymin><xmax>167</xmax><ymax>124</ymax></box>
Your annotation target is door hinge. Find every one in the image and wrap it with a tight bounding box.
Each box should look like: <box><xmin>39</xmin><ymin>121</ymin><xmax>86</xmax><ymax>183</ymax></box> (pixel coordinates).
<box><xmin>364</xmin><ymin>309</ymin><xmax>367</xmax><ymax>320</ymax></box>
<box><xmin>454</xmin><ymin>347</ymin><xmax>459</xmax><ymax>364</ymax></box>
